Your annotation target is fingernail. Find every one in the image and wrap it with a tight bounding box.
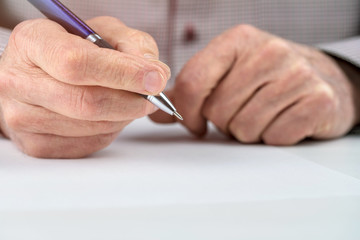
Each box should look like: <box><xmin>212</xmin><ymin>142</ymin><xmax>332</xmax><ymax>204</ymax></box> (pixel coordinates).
<box><xmin>144</xmin><ymin>71</ymin><xmax>164</xmax><ymax>94</ymax></box>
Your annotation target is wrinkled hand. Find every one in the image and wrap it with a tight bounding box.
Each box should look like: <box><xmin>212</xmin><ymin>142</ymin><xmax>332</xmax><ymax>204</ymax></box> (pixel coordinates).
<box><xmin>151</xmin><ymin>25</ymin><xmax>359</xmax><ymax>145</ymax></box>
<box><xmin>0</xmin><ymin>16</ymin><xmax>170</xmax><ymax>158</ymax></box>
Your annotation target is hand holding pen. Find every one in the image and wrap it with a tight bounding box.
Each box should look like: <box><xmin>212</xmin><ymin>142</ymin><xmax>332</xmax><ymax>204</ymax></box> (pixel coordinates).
<box><xmin>0</xmin><ymin>1</ymin><xmax>177</xmax><ymax>158</ymax></box>
<box><xmin>28</xmin><ymin>0</ymin><xmax>182</xmax><ymax>120</ymax></box>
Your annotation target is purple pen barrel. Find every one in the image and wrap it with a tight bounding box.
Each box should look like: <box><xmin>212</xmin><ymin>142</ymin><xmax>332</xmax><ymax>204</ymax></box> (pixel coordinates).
<box><xmin>28</xmin><ymin>0</ymin><xmax>95</xmax><ymax>38</ymax></box>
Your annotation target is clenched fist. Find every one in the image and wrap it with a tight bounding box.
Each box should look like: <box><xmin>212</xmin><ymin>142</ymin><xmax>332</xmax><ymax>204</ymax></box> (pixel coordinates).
<box><xmin>152</xmin><ymin>25</ymin><xmax>360</xmax><ymax>145</ymax></box>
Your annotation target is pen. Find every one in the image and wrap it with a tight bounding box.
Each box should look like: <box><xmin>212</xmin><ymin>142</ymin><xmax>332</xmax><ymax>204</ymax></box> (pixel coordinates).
<box><xmin>27</xmin><ymin>0</ymin><xmax>183</xmax><ymax>121</ymax></box>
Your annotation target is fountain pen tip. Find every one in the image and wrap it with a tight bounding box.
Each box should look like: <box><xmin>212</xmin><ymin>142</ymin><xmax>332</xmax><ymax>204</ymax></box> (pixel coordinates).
<box><xmin>174</xmin><ymin>111</ymin><xmax>183</xmax><ymax>121</ymax></box>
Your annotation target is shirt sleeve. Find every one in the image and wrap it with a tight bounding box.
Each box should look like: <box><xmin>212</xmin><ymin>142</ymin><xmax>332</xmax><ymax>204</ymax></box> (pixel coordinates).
<box><xmin>0</xmin><ymin>26</ymin><xmax>12</xmax><ymax>56</ymax></box>
<box><xmin>318</xmin><ymin>36</ymin><xmax>360</xmax><ymax>134</ymax></box>
<box><xmin>318</xmin><ymin>36</ymin><xmax>360</xmax><ymax>68</ymax></box>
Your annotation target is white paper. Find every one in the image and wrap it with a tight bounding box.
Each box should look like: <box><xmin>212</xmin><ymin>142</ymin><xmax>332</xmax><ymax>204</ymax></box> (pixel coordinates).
<box><xmin>1</xmin><ymin>117</ymin><xmax>360</xmax><ymax>211</ymax></box>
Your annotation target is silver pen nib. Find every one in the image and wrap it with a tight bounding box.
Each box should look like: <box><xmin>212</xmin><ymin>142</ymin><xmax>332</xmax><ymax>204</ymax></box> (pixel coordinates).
<box><xmin>144</xmin><ymin>94</ymin><xmax>183</xmax><ymax>120</ymax></box>
<box><xmin>173</xmin><ymin>111</ymin><xmax>183</xmax><ymax>121</ymax></box>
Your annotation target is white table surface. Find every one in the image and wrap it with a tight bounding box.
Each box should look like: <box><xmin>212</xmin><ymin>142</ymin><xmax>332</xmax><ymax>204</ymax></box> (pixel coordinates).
<box><xmin>1</xmin><ymin>117</ymin><xmax>359</xmax><ymax>240</ymax></box>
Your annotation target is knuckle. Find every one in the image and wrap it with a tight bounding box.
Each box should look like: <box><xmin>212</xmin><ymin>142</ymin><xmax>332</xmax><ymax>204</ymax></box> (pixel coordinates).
<box><xmin>91</xmin><ymin>133</ymin><xmax>119</xmax><ymax>151</ymax></box>
<box><xmin>177</xmin><ymin>77</ymin><xmax>198</xmax><ymax>96</ymax></box>
<box><xmin>262</xmin><ymin>128</ymin><xmax>283</xmax><ymax>145</ymax></box>
<box><xmin>9</xmin><ymin>24</ymin><xmax>25</xmax><ymax>48</ymax></box>
<box><xmin>20</xmin><ymin>132</ymin><xmax>118</xmax><ymax>158</ymax></box>
<box><xmin>97</xmin><ymin>121</ymin><xmax>121</xmax><ymax>133</ymax></box>
<box><xmin>131</xmin><ymin>101</ymin><xmax>152</xmax><ymax>119</ymax></box>
<box><xmin>71</xmin><ymin>87</ymin><xmax>106</xmax><ymax>119</ymax></box>
<box><xmin>313</xmin><ymin>83</ymin><xmax>335</xmax><ymax>99</ymax></box>
<box><xmin>21</xmin><ymin>136</ymin><xmax>58</xmax><ymax>158</ymax></box>
<box><xmin>202</xmin><ymin>103</ymin><xmax>216</xmax><ymax>122</ymax></box>
<box><xmin>141</xmin><ymin>32</ymin><xmax>157</xmax><ymax>47</ymax></box>
<box><xmin>0</xmin><ymin>71</ymin><xmax>12</xmax><ymax>94</ymax></box>
<box><xmin>10</xmin><ymin>20</ymin><xmax>37</xmax><ymax>46</ymax></box>
<box><xmin>237</xmin><ymin>130</ymin><xmax>256</xmax><ymax>143</ymax></box>
<box><xmin>291</xmin><ymin>60</ymin><xmax>313</xmax><ymax>80</ymax></box>
<box><xmin>262</xmin><ymin>122</ymin><xmax>307</xmax><ymax>146</ymax></box>
<box><xmin>4</xmin><ymin>110</ymin><xmax>25</xmax><ymax>131</ymax></box>
<box><xmin>263</xmin><ymin>133</ymin><xmax>295</xmax><ymax>146</ymax></box>
<box><xmin>203</xmin><ymin>108</ymin><xmax>222</xmax><ymax>130</ymax></box>
<box><xmin>126</xmin><ymin>29</ymin><xmax>159</xmax><ymax>55</ymax></box>
<box><xmin>176</xmin><ymin>67</ymin><xmax>205</xmax><ymax>96</ymax></box>
<box><xmin>56</xmin><ymin>46</ymin><xmax>87</xmax><ymax>82</ymax></box>
<box><xmin>23</xmin><ymin>133</ymin><xmax>117</xmax><ymax>158</ymax></box>
<box><xmin>10</xmin><ymin>19</ymin><xmax>50</xmax><ymax>52</ymax></box>
<box><xmin>291</xmin><ymin>61</ymin><xmax>336</xmax><ymax>105</ymax></box>
<box><xmin>313</xmin><ymin>84</ymin><xmax>337</xmax><ymax>112</ymax></box>
<box><xmin>202</xmin><ymin>100</ymin><xmax>228</xmax><ymax>132</ymax></box>
<box><xmin>232</xmin><ymin>24</ymin><xmax>257</xmax><ymax>37</ymax></box>
<box><xmin>114</xmin><ymin>57</ymin><xmax>140</xmax><ymax>90</ymax></box>
<box><xmin>262</xmin><ymin>134</ymin><xmax>280</xmax><ymax>145</ymax></box>
<box><xmin>143</xmin><ymin>34</ymin><xmax>159</xmax><ymax>54</ymax></box>
<box><xmin>130</xmin><ymin>30</ymin><xmax>156</xmax><ymax>45</ymax></box>
<box><xmin>94</xmin><ymin>133</ymin><xmax>116</xmax><ymax>146</ymax></box>
<box><xmin>23</xmin><ymin>141</ymin><xmax>50</xmax><ymax>158</ymax></box>
<box><xmin>262</xmin><ymin>38</ymin><xmax>292</xmax><ymax>58</ymax></box>
<box><xmin>229</xmin><ymin>117</ymin><xmax>256</xmax><ymax>143</ymax></box>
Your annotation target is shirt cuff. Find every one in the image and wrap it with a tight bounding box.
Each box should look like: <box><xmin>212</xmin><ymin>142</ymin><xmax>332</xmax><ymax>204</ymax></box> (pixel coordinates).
<box><xmin>0</xmin><ymin>26</ymin><xmax>12</xmax><ymax>56</ymax></box>
<box><xmin>317</xmin><ymin>36</ymin><xmax>360</xmax><ymax>68</ymax></box>
<box><xmin>349</xmin><ymin>126</ymin><xmax>360</xmax><ymax>135</ymax></box>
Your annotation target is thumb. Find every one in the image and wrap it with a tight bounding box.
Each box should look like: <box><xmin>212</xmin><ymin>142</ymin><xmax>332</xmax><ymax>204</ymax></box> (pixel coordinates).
<box><xmin>148</xmin><ymin>89</ymin><xmax>178</xmax><ymax>124</ymax></box>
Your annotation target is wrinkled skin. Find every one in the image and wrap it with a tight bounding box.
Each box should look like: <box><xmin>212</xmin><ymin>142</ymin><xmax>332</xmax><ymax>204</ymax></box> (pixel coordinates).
<box><xmin>151</xmin><ymin>25</ymin><xmax>360</xmax><ymax>145</ymax></box>
<box><xmin>0</xmin><ymin>16</ymin><xmax>170</xmax><ymax>158</ymax></box>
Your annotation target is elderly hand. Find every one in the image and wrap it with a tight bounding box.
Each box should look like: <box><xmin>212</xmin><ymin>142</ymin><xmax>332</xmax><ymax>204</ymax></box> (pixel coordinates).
<box><xmin>151</xmin><ymin>25</ymin><xmax>360</xmax><ymax>145</ymax></box>
<box><xmin>0</xmin><ymin>16</ymin><xmax>170</xmax><ymax>158</ymax></box>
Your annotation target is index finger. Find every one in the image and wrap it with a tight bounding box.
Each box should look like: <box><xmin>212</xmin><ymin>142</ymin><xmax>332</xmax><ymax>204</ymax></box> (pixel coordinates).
<box><xmin>173</xmin><ymin>25</ymin><xmax>271</xmax><ymax>135</ymax></box>
<box><xmin>12</xmin><ymin>19</ymin><xmax>170</xmax><ymax>95</ymax></box>
<box><xmin>86</xmin><ymin>16</ymin><xmax>160</xmax><ymax>59</ymax></box>
<box><xmin>172</xmin><ymin>26</ymin><xmax>255</xmax><ymax>135</ymax></box>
